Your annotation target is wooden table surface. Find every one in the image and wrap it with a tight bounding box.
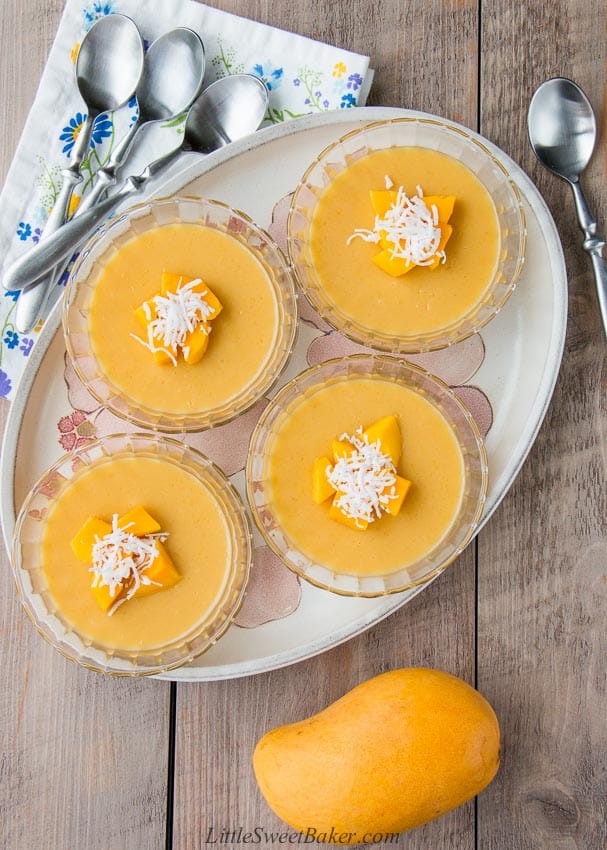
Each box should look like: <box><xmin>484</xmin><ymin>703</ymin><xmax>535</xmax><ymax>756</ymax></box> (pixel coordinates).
<box><xmin>1</xmin><ymin>1</ymin><xmax>605</xmax><ymax>848</ymax></box>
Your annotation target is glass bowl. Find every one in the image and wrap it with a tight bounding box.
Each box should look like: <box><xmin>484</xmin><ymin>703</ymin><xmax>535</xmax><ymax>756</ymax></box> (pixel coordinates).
<box><xmin>64</xmin><ymin>196</ymin><xmax>298</xmax><ymax>432</ymax></box>
<box><xmin>246</xmin><ymin>355</ymin><xmax>488</xmax><ymax>596</ymax></box>
<box><xmin>288</xmin><ymin>117</ymin><xmax>526</xmax><ymax>353</ymax></box>
<box><xmin>12</xmin><ymin>433</ymin><xmax>253</xmax><ymax>676</ymax></box>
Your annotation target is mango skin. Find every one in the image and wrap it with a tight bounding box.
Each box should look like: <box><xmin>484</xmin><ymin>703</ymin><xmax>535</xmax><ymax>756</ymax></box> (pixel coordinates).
<box><xmin>253</xmin><ymin>668</ymin><xmax>500</xmax><ymax>842</ymax></box>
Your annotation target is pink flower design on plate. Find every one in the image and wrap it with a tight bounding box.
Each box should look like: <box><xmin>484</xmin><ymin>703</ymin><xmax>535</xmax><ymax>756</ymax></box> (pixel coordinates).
<box><xmin>57</xmin><ymin>410</ymin><xmax>96</xmax><ymax>451</ymax></box>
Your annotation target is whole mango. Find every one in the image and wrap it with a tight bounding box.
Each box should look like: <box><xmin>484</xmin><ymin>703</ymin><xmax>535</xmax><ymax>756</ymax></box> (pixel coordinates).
<box><xmin>253</xmin><ymin>668</ymin><xmax>499</xmax><ymax>842</ymax></box>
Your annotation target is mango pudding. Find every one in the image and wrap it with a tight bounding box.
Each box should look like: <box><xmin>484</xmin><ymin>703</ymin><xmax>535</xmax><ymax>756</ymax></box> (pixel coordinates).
<box><xmin>247</xmin><ymin>356</ymin><xmax>488</xmax><ymax>595</ymax></box>
<box><xmin>64</xmin><ymin>198</ymin><xmax>297</xmax><ymax>431</ymax></box>
<box><xmin>12</xmin><ymin>435</ymin><xmax>252</xmax><ymax>674</ymax></box>
<box><xmin>289</xmin><ymin>118</ymin><xmax>525</xmax><ymax>353</ymax></box>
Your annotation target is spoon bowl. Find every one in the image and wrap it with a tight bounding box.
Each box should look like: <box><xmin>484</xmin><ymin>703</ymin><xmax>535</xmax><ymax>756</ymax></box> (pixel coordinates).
<box><xmin>76</xmin><ymin>14</ymin><xmax>144</xmax><ymax>114</ymax></box>
<box><xmin>528</xmin><ymin>77</ymin><xmax>597</xmax><ymax>181</ymax></box>
<box><xmin>528</xmin><ymin>77</ymin><xmax>607</xmax><ymax>338</ymax></box>
<box><xmin>184</xmin><ymin>74</ymin><xmax>269</xmax><ymax>153</ymax></box>
<box><xmin>3</xmin><ymin>74</ymin><xmax>269</xmax><ymax>292</ymax></box>
<box><xmin>137</xmin><ymin>28</ymin><xmax>205</xmax><ymax>123</ymax></box>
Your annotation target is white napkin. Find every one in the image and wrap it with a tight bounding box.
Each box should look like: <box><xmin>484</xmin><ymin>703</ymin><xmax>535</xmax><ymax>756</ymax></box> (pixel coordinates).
<box><xmin>0</xmin><ymin>0</ymin><xmax>372</xmax><ymax>401</ymax></box>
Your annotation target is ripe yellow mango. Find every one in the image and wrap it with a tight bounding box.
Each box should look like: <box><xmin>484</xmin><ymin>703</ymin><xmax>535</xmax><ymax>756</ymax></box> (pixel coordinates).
<box><xmin>70</xmin><ymin>516</ymin><xmax>112</xmax><ymax>562</ymax></box>
<box><xmin>383</xmin><ymin>475</ymin><xmax>412</xmax><ymax>516</ymax></box>
<box><xmin>363</xmin><ymin>415</ymin><xmax>401</xmax><ymax>466</ymax></box>
<box><xmin>331</xmin><ymin>438</ymin><xmax>354</xmax><ymax>461</ymax></box>
<box><xmin>372</xmin><ymin>249</ymin><xmax>415</xmax><ymax>278</ymax></box>
<box><xmin>134</xmin><ymin>274</ymin><xmax>223</xmax><ymax>367</ymax></box>
<box><xmin>160</xmin><ymin>272</ymin><xmax>223</xmax><ymax>319</ymax></box>
<box><xmin>70</xmin><ymin>508</ymin><xmax>180</xmax><ymax>611</ymax></box>
<box><xmin>132</xmin><ymin>542</ymin><xmax>181</xmax><ymax>598</ymax></box>
<box><xmin>423</xmin><ymin>194</ymin><xmax>456</xmax><ymax>223</ymax></box>
<box><xmin>183</xmin><ymin>323</ymin><xmax>210</xmax><ymax>365</ymax></box>
<box><xmin>312</xmin><ymin>457</ymin><xmax>336</xmax><ymax>504</ymax></box>
<box><xmin>328</xmin><ymin>496</ymin><xmax>368</xmax><ymax>530</ymax></box>
<box><xmin>253</xmin><ymin>669</ymin><xmax>500</xmax><ymax>841</ymax></box>
<box><xmin>118</xmin><ymin>505</ymin><xmax>161</xmax><ymax>536</ymax></box>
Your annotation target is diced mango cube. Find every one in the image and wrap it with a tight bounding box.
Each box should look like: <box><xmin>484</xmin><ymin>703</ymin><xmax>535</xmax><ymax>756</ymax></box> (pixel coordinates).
<box><xmin>370</xmin><ymin>189</ymin><xmax>397</xmax><ymax>217</ymax></box>
<box><xmin>423</xmin><ymin>195</ymin><xmax>456</xmax><ymax>224</ymax></box>
<box><xmin>134</xmin><ymin>302</ymin><xmax>154</xmax><ymax>330</ymax></box>
<box><xmin>160</xmin><ymin>271</ymin><xmax>189</xmax><ymax>295</ymax></box>
<box><xmin>133</xmin><ymin>542</ymin><xmax>181</xmax><ymax>598</ymax></box>
<box><xmin>332</xmin><ymin>438</ymin><xmax>354</xmax><ymax>461</ymax></box>
<box><xmin>92</xmin><ymin>581</ymin><xmax>124</xmax><ymax>613</ymax></box>
<box><xmin>70</xmin><ymin>516</ymin><xmax>112</xmax><ymax>562</ymax></box>
<box><xmin>372</xmin><ymin>250</ymin><xmax>416</xmax><ymax>278</ymax></box>
<box><xmin>118</xmin><ymin>505</ymin><xmax>161</xmax><ymax>536</ymax></box>
<box><xmin>161</xmin><ymin>272</ymin><xmax>223</xmax><ymax>320</ymax></box>
<box><xmin>200</xmin><ymin>288</ymin><xmax>223</xmax><ymax>321</ymax></box>
<box><xmin>328</xmin><ymin>496</ymin><xmax>368</xmax><ymax>531</ymax></box>
<box><xmin>429</xmin><ymin>223</ymin><xmax>454</xmax><ymax>270</ymax></box>
<box><xmin>363</xmin><ymin>415</ymin><xmax>402</xmax><ymax>466</ymax></box>
<box><xmin>383</xmin><ymin>475</ymin><xmax>412</xmax><ymax>516</ymax></box>
<box><xmin>183</xmin><ymin>324</ymin><xmax>210</xmax><ymax>365</ymax></box>
<box><xmin>312</xmin><ymin>456</ymin><xmax>336</xmax><ymax>504</ymax></box>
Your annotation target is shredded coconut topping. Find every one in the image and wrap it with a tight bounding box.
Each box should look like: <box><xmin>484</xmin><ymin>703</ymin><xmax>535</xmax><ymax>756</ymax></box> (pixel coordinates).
<box><xmin>384</xmin><ymin>173</ymin><xmax>394</xmax><ymax>189</ymax></box>
<box><xmin>327</xmin><ymin>427</ymin><xmax>398</xmax><ymax>526</ymax></box>
<box><xmin>347</xmin><ymin>185</ymin><xmax>446</xmax><ymax>267</ymax></box>
<box><xmin>131</xmin><ymin>277</ymin><xmax>215</xmax><ymax>365</ymax></box>
<box><xmin>90</xmin><ymin>516</ymin><xmax>168</xmax><ymax>616</ymax></box>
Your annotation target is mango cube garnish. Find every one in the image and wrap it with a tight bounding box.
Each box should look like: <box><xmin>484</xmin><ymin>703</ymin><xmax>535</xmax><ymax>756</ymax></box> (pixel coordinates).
<box><xmin>348</xmin><ymin>182</ymin><xmax>456</xmax><ymax>277</ymax></box>
<box><xmin>312</xmin><ymin>416</ymin><xmax>412</xmax><ymax>530</ymax></box>
<box><xmin>70</xmin><ymin>506</ymin><xmax>181</xmax><ymax>614</ymax></box>
<box><xmin>132</xmin><ymin>272</ymin><xmax>223</xmax><ymax>366</ymax></box>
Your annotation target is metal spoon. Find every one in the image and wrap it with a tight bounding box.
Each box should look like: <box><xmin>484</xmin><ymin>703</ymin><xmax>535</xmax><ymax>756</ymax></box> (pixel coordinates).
<box><xmin>41</xmin><ymin>14</ymin><xmax>144</xmax><ymax>240</ymax></box>
<box><xmin>4</xmin><ymin>75</ymin><xmax>268</xmax><ymax>291</ymax></box>
<box><xmin>528</xmin><ymin>77</ymin><xmax>607</xmax><ymax>337</ymax></box>
<box><xmin>15</xmin><ymin>28</ymin><xmax>205</xmax><ymax>332</ymax></box>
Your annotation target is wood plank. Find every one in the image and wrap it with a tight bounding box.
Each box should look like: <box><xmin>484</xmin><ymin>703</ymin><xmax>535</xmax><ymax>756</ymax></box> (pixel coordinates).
<box><xmin>477</xmin><ymin>0</ymin><xmax>607</xmax><ymax>847</ymax></box>
<box><xmin>174</xmin><ymin>2</ymin><xmax>479</xmax><ymax>848</ymax></box>
<box><xmin>0</xmin><ymin>4</ymin><xmax>170</xmax><ymax>848</ymax></box>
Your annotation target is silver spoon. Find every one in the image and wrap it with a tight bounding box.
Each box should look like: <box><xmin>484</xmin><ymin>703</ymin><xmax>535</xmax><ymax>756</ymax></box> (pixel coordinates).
<box><xmin>40</xmin><ymin>14</ymin><xmax>144</xmax><ymax>242</ymax></box>
<box><xmin>4</xmin><ymin>75</ymin><xmax>269</xmax><ymax>291</ymax></box>
<box><xmin>528</xmin><ymin>77</ymin><xmax>607</xmax><ymax>337</ymax></box>
<box><xmin>15</xmin><ymin>28</ymin><xmax>205</xmax><ymax>333</ymax></box>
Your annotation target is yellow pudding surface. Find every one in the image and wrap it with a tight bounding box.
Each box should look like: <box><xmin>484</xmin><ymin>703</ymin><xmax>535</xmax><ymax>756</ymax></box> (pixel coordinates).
<box><xmin>88</xmin><ymin>223</ymin><xmax>279</xmax><ymax>415</ymax></box>
<box><xmin>309</xmin><ymin>147</ymin><xmax>500</xmax><ymax>336</ymax></box>
<box><xmin>267</xmin><ymin>377</ymin><xmax>464</xmax><ymax>576</ymax></box>
<box><xmin>41</xmin><ymin>455</ymin><xmax>232</xmax><ymax>650</ymax></box>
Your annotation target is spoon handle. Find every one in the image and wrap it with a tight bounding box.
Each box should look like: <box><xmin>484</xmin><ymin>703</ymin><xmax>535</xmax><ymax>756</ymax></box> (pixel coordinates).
<box><xmin>13</xmin><ymin>120</ymin><xmax>146</xmax><ymax>333</ymax></box>
<box><xmin>571</xmin><ymin>180</ymin><xmax>607</xmax><ymax>338</ymax></box>
<box><xmin>4</xmin><ymin>148</ymin><xmax>184</xmax><ymax>291</ymax></box>
<box><xmin>44</xmin><ymin>112</ymin><xmax>96</xmax><ymax>235</ymax></box>
<box><xmin>76</xmin><ymin>119</ymin><xmax>143</xmax><ymax>217</ymax></box>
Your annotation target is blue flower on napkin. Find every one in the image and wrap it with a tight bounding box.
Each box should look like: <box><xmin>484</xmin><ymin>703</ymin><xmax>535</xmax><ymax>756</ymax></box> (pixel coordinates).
<box><xmin>83</xmin><ymin>1</ymin><xmax>116</xmax><ymax>31</ymax></box>
<box><xmin>4</xmin><ymin>290</ymin><xmax>20</xmax><ymax>302</ymax></box>
<box><xmin>340</xmin><ymin>92</ymin><xmax>357</xmax><ymax>109</ymax></box>
<box><xmin>60</xmin><ymin>112</ymin><xmax>113</xmax><ymax>156</ymax></box>
<box><xmin>0</xmin><ymin>369</ymin><xmax>12</xmax><ymax>398</ymax></box>
<box><xmin>60</xmin><ymin>112</ymin><xmax>87</xmax><ymax>156</ymax></box>
<box><xmin>252</xmin><ymin>62</ymin><xmax>284</xmax><ymax>91</ymax></box>
<box><xmin>91</xmin><ymin>114</ymin><xmax>113</xmax><ymax>147</ymax></box>
<box><xmin>16</xmin><ymin>222</ymin><xmax>32</xmax><ymax>241</ymax></box>
<box><xmin>347</xmin><ymin>73</ymin><xmax>363</xmax><ymax>91</ymax></box>
<box><xmin>4</xmin><ymin>330</ymin><xmax>19</xmax><ymax>350</ymax></box>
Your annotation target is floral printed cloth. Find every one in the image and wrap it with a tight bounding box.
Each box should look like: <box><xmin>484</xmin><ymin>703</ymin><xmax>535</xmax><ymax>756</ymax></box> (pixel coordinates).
<box><xmin>0</xmin><ymin>0</ymin><xmax>372</xmax><ymax>401</ymax></box>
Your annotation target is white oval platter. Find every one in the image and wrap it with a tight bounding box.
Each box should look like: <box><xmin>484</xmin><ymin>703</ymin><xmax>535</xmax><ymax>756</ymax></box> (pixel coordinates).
<box><xmin>1</xmin><ymin>107</ymin><xmax>567</xmax><ymax>681</ymax></box>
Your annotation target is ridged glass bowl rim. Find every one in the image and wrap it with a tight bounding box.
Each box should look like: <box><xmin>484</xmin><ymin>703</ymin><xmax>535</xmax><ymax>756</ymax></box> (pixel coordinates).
<box><xmin>62</xmin><ymin>196</ymin><xmax>299</xmax><ymax>433</ymax></box>
<box><xmin>11</xmin><ymin>432</ymin><xmax>253</xmax><ymax>676</ymax></box>
<box><xmin>246</xmin><ymin>354</ymin><xmax>489</xmax><ymax>597</ymax></box>
<box><xmin>287</xmin><ymin>117</ymin><xmax>527</xmax><ymax>353</ymax></box>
